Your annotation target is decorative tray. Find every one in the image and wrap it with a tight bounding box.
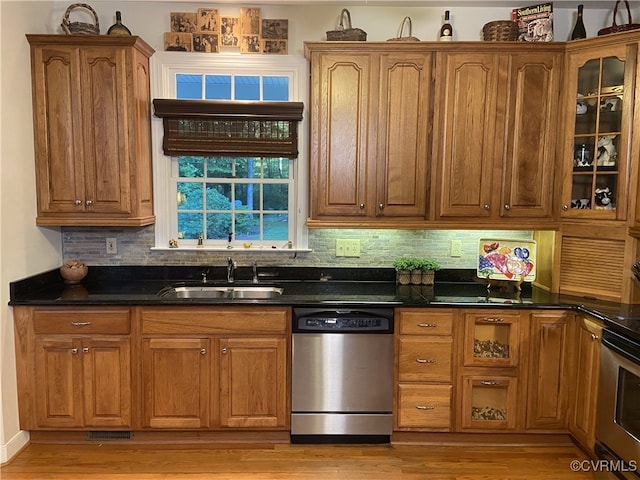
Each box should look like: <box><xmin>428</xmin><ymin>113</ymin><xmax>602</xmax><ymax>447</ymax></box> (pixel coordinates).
<box><xmin>477</xmin><ymin>238</ymin><xmax>537</xmax><ymax>282</ymax></box>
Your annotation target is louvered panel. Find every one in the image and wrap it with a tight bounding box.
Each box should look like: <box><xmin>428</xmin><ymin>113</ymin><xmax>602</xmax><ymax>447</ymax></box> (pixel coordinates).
<box><xmin>559</xmin><ymin>237</ymin><xmax>625</xmax><ymax>300</ymax></box>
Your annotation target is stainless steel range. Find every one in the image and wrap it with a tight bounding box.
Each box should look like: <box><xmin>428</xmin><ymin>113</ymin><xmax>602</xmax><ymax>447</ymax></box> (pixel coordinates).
<box><xmin>596</xmin><ymin>329</ymin><xmax>640</xmax><ymax>478</ymax></box>
<box><xmin>291</xmin><ymin>307</ymin><xmax>394</xmax><ymax>443</ymax></box>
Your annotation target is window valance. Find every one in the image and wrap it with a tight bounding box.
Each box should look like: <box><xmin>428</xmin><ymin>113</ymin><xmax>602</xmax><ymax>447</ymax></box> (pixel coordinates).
<box><xmin>153</xmin><ymin>99</ymin><xmax>304</xmax><ymax>158</ymax></box>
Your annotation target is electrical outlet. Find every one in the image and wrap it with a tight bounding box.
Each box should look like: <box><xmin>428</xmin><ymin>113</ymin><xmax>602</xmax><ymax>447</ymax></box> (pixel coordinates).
<box><xmin>106</xmin><ymin>237</ymin><xmax>117</xmax><ymax>254</ymax></box>
<box><xmin>450</xmin><ymin>239</ymin><xmax>462</xmax><ymax>257</ymax></box>
<box><xmin>336</xmin><ymin>239</ymin><xmax>360</xmax><ymax>257</ymax></box>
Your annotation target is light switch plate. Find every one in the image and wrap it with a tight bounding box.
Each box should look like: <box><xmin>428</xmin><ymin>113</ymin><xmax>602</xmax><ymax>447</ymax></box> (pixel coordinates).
<box><xmin>336</xmin><ymin>239</ymin><xmax>360</xmax><ymax>257</ymax></box>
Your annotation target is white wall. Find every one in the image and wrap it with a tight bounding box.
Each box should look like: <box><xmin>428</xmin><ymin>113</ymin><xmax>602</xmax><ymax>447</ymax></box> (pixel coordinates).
<box><xmin>0</xmin><ymin>0</ymin><xmax>630</xmax><ymax>463</ymax></box>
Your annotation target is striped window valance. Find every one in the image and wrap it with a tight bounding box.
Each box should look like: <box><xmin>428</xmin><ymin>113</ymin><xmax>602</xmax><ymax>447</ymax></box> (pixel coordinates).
<box><xmin>153</xmin><ymin>99</ymin><xmax>304</xmax><ymax>158</ymax></box>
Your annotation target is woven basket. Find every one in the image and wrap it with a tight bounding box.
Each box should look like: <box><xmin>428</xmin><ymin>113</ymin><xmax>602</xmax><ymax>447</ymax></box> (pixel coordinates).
<box><xmin>61</xmin><ymin>3</ymin><xmax>100</xmax><ymax>35</ymax></box>
<box><xmin>326</xmin><ymin>9</ymin><xmax>367</xmax><ymax>41</ymax></box>
<box><xmin>388</xmin><ymin>16</ymin><xmax>420</xmax><ymax>41</ymax></box>
<box><xmin>482</xmin><ymin>20</ymin><xmax>519</xmax><ymax>41</ymax></box>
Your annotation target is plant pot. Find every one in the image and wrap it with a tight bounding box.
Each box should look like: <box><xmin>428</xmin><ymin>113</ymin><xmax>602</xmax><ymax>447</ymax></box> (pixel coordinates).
<box><xmin>422</xmin><ymin>270</ymin><xmax>435</xmax><ymax>285</ymax></box>
<box><xmin>411</xmin><ymin>269</ymin><xmax>422</xmax><ymax>284</ymax></box>
<box><xmin>396</xmin><ymin>270</ymin><xmax>411</xmax><ymax>285</ymax></box>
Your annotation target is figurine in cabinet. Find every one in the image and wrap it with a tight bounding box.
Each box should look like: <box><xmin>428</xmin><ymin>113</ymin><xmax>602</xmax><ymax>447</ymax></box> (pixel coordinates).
<box><xmin>596</xmin><ymin>135</ymin><xmax>617</xmax><ymax>167</ymax></box>
<box><xmin>594</xmin><ymin>187</ymin><xmax>614</xmax><ymax>210</ymax></box>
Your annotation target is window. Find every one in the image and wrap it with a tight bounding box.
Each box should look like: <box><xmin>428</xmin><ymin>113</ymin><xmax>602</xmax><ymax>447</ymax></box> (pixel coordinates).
<box><xmin>150</xmin><ymin>53</ymin><xmax>309</xmax><ymax>250</ymax></box>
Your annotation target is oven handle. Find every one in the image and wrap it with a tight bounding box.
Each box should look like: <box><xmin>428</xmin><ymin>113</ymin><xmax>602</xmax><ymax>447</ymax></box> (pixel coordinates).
<box><xmin>602</xmin><ymin>329</ymin><xmax>640</xmax><ymax>365</ymax></box>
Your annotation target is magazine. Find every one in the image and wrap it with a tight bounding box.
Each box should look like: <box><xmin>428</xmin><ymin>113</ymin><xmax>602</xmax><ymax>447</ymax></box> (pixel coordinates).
<box><xmin>511</xmin><ymin>3</ymin><xmax>553</xmax><ymax>42</ymax></box>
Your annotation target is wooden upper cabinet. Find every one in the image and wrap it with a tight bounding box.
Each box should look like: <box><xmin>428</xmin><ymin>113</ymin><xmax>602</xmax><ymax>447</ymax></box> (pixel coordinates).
<box><xmin>561</xmin><ymin>37</ymin><xmax>638</xmax><ymax>222</ymax></box>
<box><xmin>27</xmin><ymin>35</ymin><xmax>155</xmax><ymax>226</ymax></box>
<box><xmin>306</xmin><ymin>43</ymin><xmax>432</xmax><ymax>226</ymax></box>
<box><xmin>433</xmin><ymin>46</ymin><xmax>562</xmax><ymax>225</ymax></box>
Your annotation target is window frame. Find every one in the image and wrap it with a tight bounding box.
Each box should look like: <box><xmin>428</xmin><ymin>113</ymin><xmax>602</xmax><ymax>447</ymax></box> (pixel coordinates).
<box><xmin>150</xmin><ymin>52</ymin><xmax>309</xmax><ymax>251</ymax></box>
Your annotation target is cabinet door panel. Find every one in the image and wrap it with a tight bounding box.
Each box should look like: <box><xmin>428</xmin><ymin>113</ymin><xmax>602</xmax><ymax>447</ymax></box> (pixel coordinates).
<box><xmin>436</xmin><ymin>53</ymin><xmax>498</xmax><ymax>217</ymax></box>
<box><xmin>142</xmin><ymin>338</ymin><xmax>210</xmax><ymax>429</ymax></box>
<box><xmin>83</xmin><ymin>337</ymin><xmax>132</xmax><ymax>428</ymax></box>
<box><xmin>312</xmin><ymin>54</ymin><xmax>372</xmax><ymax>216</ymax></box>
<box><xmin>34</xmin><ymin>337</ymin><xmax>83</xmax><ymax>428</ymax></box>
<box><xmin>33</xmin><ymin>47</ymin><xmax>84</xmax><ymax>214</ymax></box>
<box><xmin>377</xmin><ymin>53</ymin><xmax>430</xmax><ymax>217</ymax></box>
<box><xmin>80</xmin><ymin>47</ymin><xmax>131</xmax><ymax>214</ymax></box>
<box><xmin>501</xmin><ymin>53</ymin><xmax>560</xmax><ymax>218</ymax></box>
<box><xmin>219</xmin><ymin>336</ymin><xmax>288</xmax><ymax>429</ymax></box>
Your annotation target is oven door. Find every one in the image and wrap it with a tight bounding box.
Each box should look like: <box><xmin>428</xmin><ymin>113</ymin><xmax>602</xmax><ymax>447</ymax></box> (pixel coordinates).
<box><xmin>596</xmin><ymin>329</ymin><xmax>640</xmax><ymax>475</ymax></box>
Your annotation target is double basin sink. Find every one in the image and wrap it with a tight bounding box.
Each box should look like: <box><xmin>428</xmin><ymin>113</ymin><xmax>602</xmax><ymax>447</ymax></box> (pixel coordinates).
<box><xmin>158</xmin><ymin>284</ymin><xmax>284</xmax><ymax>300</ymax></box>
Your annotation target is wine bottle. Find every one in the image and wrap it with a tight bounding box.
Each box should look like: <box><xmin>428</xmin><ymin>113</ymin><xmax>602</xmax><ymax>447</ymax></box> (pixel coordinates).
<box><xmin>439</xmin><ymin>10</ymin><xmax>453</xmax><ymax>41</ymax></box>
<box><xmin>107</xmin><ymin>11</ymin><xmax>132</xmax><ymax>36</ymax></box>
<box><xmin>570</xmin><ymin>5</ymin><xmax>586</xmax><ymax>40</ymax></box>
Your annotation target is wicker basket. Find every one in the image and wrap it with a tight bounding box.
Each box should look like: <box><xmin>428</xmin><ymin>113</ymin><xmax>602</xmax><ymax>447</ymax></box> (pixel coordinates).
<box><xmin>61</xmin><ymin>3</ymin><xmax>100</xmax><ymax>35</ymax></box>
<box><xmin>482</xmin><ymin>20</ymin><xmax>519</xmax><ymax>41</ymax></box>
<box><xmin>326</xmin><ymin>9</ymin><xmax>367</xmax><ymax>41</ymax></box>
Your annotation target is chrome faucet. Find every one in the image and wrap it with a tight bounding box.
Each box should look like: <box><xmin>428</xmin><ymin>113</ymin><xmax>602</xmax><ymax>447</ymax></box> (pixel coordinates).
<box><xmin>227</xmin><ymin>257</ymin><xmax>237</xmax><ymax>283</ymax></box>
<box><xmin>252</xmin><ymin>262</ymin><xmax>259</xmax><ymax>284</ymax></box>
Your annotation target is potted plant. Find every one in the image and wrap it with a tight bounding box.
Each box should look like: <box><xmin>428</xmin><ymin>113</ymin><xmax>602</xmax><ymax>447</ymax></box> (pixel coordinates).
<box><xmin>392</xmin><ymin>257</ymin><xmax>418</xmax><ymax>285</ymax></box>
<box><xmin>393</xmin><ymin>258</ymin><xmax>442</xmax><ymax>285</ymax></box>
<box><xmin>418</xmin><ymin>258</ymin><xmax>442</xmax><ymax>285</ymax></box>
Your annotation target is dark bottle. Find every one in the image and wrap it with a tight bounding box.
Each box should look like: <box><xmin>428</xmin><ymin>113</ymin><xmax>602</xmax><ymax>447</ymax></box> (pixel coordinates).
<box><xmin>107</xmin><ymin>11</ymin><xmax>132</xmax><ymax>36</ymax></box>
<box><xmin>571</xmin><ymin>5</ymin><xmax>586</xmax><ymax>40</ymax></box>
<box><xmin>439</xmin><ymin>10</ymin><xmax>453</xmax><ymax>41</ymax></box>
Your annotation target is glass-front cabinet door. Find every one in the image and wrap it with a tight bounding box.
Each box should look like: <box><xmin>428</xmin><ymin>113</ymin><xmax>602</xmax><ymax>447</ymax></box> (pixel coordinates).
<box><xmin>562</xmin><ymin>42</ymin><xmax>637</xmax><ymax>219</ymax></box>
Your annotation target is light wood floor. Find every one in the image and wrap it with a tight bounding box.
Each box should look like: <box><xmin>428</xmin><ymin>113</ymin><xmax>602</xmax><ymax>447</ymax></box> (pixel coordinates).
<box><xmin>1</xmin><ymin>442</ymin><xmax>593</xmax><ymax>479</ymax></box>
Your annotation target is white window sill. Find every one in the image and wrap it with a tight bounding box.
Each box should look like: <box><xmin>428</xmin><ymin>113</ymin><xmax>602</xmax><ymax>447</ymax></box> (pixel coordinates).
<box><xmin>151</xmin><ymin>246</ymin><xmax>312</xmax><ymax>253</ymax></box>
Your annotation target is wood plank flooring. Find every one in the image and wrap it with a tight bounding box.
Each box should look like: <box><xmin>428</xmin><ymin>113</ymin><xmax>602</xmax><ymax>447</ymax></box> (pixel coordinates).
<box><xmin>1</xmin><ymin>442</ymin><xmax>593</xmax><ymax>479</ymax></box>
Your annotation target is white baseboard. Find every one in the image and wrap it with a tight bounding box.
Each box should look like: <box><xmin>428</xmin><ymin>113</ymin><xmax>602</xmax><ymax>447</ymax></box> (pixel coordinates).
<box><xmin>1</xmin><ymin>430</ymin><xmax>29</xmax><ymax>464</ymax></box>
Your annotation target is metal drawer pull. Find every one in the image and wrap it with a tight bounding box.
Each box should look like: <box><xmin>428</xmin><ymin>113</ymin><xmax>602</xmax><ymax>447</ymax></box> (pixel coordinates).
<box><xmin>71</xmin><ymin>322</ymin><xmax>92</xmax><ymax>327</ymax></box>
<box><xmin>416</xmin><ymin>358</ymin><xmax>436</xmax><ymax>364</ymax></box>
<box><xmin>482</xmin><ymin>318</ymin><xmax>504</xmax><ymax>323</ymax></box>
<box><xmin>417</xmin><ymin>323</ymin><xmax>437</xmax><ymax>328</ymax></box>
<box><xmin>416</xmin><ymin>405</ymin><xmax>435</xmax><ymax>410</ymax></box>
<box><xmin>480</xmin><ymin>381</ymin><xmax>501</xmax><ymax>386</ymax></box>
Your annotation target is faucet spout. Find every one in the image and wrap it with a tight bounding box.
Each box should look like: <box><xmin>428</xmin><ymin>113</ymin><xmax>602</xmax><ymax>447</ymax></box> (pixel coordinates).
<box><xmin>252</xmin><ymin>262</ymin><xmax>259</xmax><ymax>284</ymax></box>
<box><xmin>227</xmin><ymin>257</ymin><xmax>237</xmax><ymax>283</ymax></box>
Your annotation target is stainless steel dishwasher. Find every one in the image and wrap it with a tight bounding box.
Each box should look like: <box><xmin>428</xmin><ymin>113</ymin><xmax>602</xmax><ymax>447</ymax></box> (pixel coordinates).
<box><xmin>291</xmin><ymin>307</ymin><xmax>394</xmax><ymax>443</ymax></box>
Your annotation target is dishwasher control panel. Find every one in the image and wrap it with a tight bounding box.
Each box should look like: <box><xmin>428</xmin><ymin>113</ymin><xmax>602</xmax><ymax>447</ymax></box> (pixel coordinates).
<box><xmin>293</xmin><ymin>308</ymin><xmax>393</xmax><ymax>333</ymax></box>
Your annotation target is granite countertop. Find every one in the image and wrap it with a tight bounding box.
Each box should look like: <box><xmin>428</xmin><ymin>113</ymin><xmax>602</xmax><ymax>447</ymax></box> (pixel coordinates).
<box><xmin>9</xmin><ymin>266</ymin><xmax>640</xmax><ymax>342</ymax></box>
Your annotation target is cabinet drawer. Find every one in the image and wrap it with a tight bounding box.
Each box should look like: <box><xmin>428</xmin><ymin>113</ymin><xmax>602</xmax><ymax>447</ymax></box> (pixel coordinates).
<box><xmin>397</xmin><ymin>309</ymin><xmax>453</xmax><ymax>336</ymax></box>
<box><xmin>398</xmin><ymin>337</ymin><xmax>452</xmax><ymax>382</ymax></box>
<box><xmin>33</xmin><ymin>308</ymin><xmax>131</xmax><ymax>334</ymax></box>
<box><xmin>141</xmin><ymin>306</ymin><xmax>290</xmax><ymax>334</ymax></box>
<box><xmin>396</xmin><ymin>384</ymin><xmax>451</xmax><ymax>430</ymax></box>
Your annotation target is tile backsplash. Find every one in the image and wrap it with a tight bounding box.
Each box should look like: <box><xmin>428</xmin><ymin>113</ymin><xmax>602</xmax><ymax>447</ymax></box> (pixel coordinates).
<box><xmin>62</xmin><ymin>226</ymin><xmax>533</xmax><ymax>270</ymax></box>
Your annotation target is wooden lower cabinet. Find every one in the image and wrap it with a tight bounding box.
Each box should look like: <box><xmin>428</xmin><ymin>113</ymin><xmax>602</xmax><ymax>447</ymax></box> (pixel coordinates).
<box><xmin>569</xmin><ymin>316</ymin><xmax>604</xmax><ymax>455</ymax></box>
<box><xmin>14</xmin><ymin>307</ymin><xmax>132</xmax><ymax>430</ymax></box>
<box><xmin>140</xmin><ymin>306</ymin><xmax>290</xmax><ymax>430</ymax></box>
<box><xmin>396</xmin><ymin>384</ymin><xmax>452</xmax><ymax>430</ymax></box>
<box><xmin>460</xmin><ymin>375</ymin><xmax>518</xmax><ymax>431</ymax></box>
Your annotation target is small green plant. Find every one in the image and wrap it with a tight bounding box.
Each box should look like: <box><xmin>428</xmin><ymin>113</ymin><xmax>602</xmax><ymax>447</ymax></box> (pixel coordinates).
<box><xmin>393</xmin><ymin>257</ymin><xmax>441</xmax><ymax>272</ymax></box>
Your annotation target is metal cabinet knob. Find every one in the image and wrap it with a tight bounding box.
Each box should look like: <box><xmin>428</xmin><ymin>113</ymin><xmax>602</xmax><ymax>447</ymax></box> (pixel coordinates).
<box><xmin>200</xmin><ymin>348</ymin><xmax>207</xmax><ymax>355</ymax></box>
<box><xmin>378</xmin><ymin>203</ymin><xmax>384</xmax><ymax>210</ymax></box>
<box><xmin>74</xmin><ymin>200</ymin><xmax>82</xmax><ymax>206</ymax></box>
<box><xmin>591</xmin><ymin>333</ymin><xmax>599</xmax><ymax>341</ymax></box>
<box><xmin>85</xmin><ymin>200</ymin><xmax>93</xmax><ymax>206</ymax></box>
<box><xmin>82</xmin><ymin>347</ymin><xmax>89</xmax><ymax>353</ymax></box>
<box><xmin>221</xmin><ymin>348</ymin><xmax>227</xmax><ymax>354</ymax></box>
<box><xmin>484</xmin><ymin>204</ymin><xmax>491</xmax><ymax>210</ymax></box>
<box><xmin>71</xmin><ymin>348</ymin><xmax>78</xmax><ymax>354</ymax></box>
<box><xmin>562</xmin><ymin>204</ymin><xmax>569</xmax><ymax>211</ymax></box>
<box><xmin>504</xmin><ymin>204</ymin><xmax>511</xmax><ymax>210</ymax></box>
<box><xmin>359</xmin><ymin>203</ymin><xmax>365</xmax><ymax>209</ymax></box>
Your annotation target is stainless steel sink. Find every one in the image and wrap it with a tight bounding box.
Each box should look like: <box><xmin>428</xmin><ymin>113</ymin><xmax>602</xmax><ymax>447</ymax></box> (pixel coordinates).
<box><xmin>158</xmin><ymin>285</ymin><xmax>284</xmax><ymax>299</ymax></box>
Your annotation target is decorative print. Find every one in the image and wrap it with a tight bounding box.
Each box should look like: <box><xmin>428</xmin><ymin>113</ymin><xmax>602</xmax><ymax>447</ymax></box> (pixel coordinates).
<box><xmin>164</xmin><ymin>32</ymin><xmax>193</xmax><ymax>51</ymax></box>
<box><xmin>240</xmin><ymin>8</ymin><xmax>261</xmax><ymax>35</ymax></box>
<box><xmin>197</xmin><ymin>8</ymin><xmax>218</xmax><ymax>32</ymax></box>
<box><xmin>477</xmin><ymin>238</ymin><xmax>537</xmax><ymax>282</ymax></box>
<box><xmin>171</xmin><ymin>12</ymin><xmax>197</xmax><ymax>33</ymax></box>
<box><xmin>221</xmin><ymin>17</ymin><xmax>240</xmax><ymax>46</ymax></box>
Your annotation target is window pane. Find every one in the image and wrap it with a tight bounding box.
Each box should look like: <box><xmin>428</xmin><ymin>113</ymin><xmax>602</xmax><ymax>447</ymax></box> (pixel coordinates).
<box><xmin>205</xmin><ymin>75</ymin><xmax>232</xmax><ymax>100</ymax></box>
<box><xmin>179</xmin><ymin>157</ymin><xmax>204</xmax><ymax>177</ymax></box>
<box><xmin>235</xmin><ymin>158</ymin><xmax>260</xmax><ymax>178</ymax></box>
<box><xmin>177</xmin><ymin>74</ymin><xmax>203</xmax><ymax>99</ymax></box>
<box><xmin>235</xmin><ymin>213</ymin><xmax>260</xmax><ymax>240</ymax></box>
<box><xmin>206</xmin><ymin>183</ymin><xmax>232</xmax><ymax>210</ymax></box>
<box><xmin>177</xmin><ymin>182</ymin><xmax>203</xmax><ymax>210</ymax></box>
<box><xmin>207</xmin><ymin>213</ymin><xmax>232</xmax><ymax>239</ymax></box>
<box><xmin>206</xmin><ymin>157</ymin><xmax>233</xmax><ymax>178</ymax></box>
<box><xmin>263</xmin><ymin>214</ymin><xmax>288</xmax><ymax>240</ymax></box>
<box><xmin>263</xmin><ymin>158</ymin><xmax>289</xmax><ymax>179</ymax></box>
<box><xmin>264</xmin><ymin>184</ymin><xmax>288</xmax><ymax>210</ymax></box>
<box><xmin>235</xmin><ymin>76</ymin><xmax>260</xmax><ymax>100</ymax></box>
<box><xmin>178</xmin><ymin>212</ymin><xmax>204</xmax><ymax>239</ymax></box>
<box><xmin>263</xmin><ymin>76</ymin><xmax>289</xmax><ymax>101</ymax></box>
<box><xmin>235</xmin><ymin>183</ymin><xmax>260</xmax><ymax>210</ymax></box>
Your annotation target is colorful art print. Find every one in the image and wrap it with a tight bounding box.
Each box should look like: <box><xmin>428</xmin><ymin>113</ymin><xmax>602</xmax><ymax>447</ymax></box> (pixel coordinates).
<box><xmin>197</xmin><ymin>8</ymin><xmax>218</xmax><ymax>33</ymax></box>
<box><xmin>220</xmin><ymin>17</ymin><xmax>239</xmax><ymax>47</ymax></box>
<box><xmin>511</xmin><ymin>3</ymin><xmax>553</xmax><ymax>42</ymax></box>
<box><xmin>164</xmin><ymin>32</ymin><xmax>193</xmax><ymax>52</ymax></box>
<box><xmin>262</xmin><ymin>40</ymin><xmax>288</xmax><ymax>55</ymax></box>
<box><xmin>241</xmin><ymin>35</ymin><xmax>261</xmax><ymax>54</ymax></box>
<box><xmin>262</xmin><ymin>19</ymin><xmax>288</xmax><ymax>39</ymax></box>
<box><xmin>193</xmin><ymin>33</ymin><xmax>219</xmax><ymax>53</ymax></box>
<box><xmin>240</xmin><ymin>7</ymin><xmax>261</xmax><ymax>35</ymax></box>
<box><xmin>477</xmin><ymin>239</ymin><xmax>537</xmax><ymax>282</ymax></box>
<box><xmin>170</xmin><ymin>12</ymin><xmax>197</xmax><ymax>33</ymax></box>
